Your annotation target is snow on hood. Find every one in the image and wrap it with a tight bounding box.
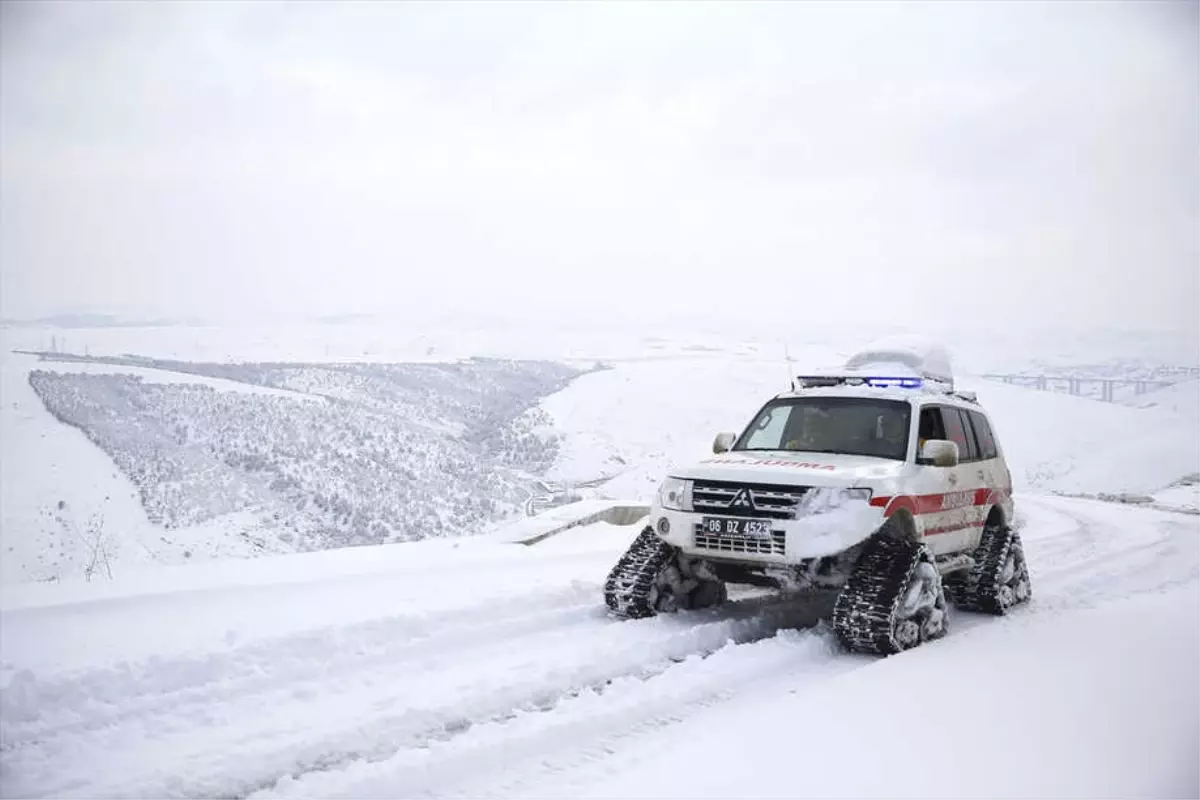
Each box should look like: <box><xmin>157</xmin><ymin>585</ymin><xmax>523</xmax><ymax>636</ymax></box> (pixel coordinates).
<box><xmin>673</xmin><ymin>450</ymin><xmax>906</xmax><ymax>487</ymax></box>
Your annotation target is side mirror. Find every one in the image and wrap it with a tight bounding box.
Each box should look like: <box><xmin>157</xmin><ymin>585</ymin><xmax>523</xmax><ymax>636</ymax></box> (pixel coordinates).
<box><xmin>919</xmin><ymin>439</ymin><xmax>959</xmax><ymax>467</ymax></box>
<box><xmin>712</xmin><ymin>432</ymin><xmax>736</xmax><ymax>454</ymax></box>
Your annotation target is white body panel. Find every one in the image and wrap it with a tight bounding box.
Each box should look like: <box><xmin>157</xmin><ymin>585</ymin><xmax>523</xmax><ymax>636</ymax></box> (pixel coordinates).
<box><xmin>650</xmin><ymin>384</ymin><xmax>1015</xmax><ymax>568</ymax></box>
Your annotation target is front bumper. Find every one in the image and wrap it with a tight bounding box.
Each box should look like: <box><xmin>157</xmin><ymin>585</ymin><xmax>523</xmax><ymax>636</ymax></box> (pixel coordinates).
<box><xmin>652</xmin><ymin>503</ymin><xmax>885</xmax><ymax>564</ymax></box>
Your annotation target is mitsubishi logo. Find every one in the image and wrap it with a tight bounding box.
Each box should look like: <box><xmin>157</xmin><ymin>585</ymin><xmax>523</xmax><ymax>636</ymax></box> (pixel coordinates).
<box><xmin>729</xmin><ymin>488</ymin><xmax>755</xmax><ymax>510</ymax></box>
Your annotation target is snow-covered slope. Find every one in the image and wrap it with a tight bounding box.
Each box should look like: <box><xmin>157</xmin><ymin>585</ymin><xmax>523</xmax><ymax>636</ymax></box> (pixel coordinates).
<box><xmin>1121</xmin><ymin>378</ymin><xmax>1200</xmax><ymax>416</ymax></box>
<box><xmin>0</xmin><ymin>493</ymin><xmax>1195</xmax><ymax>799</ymax></box>
<box><xmin>0</xmin><ymin>350</ymin><xmax>579</xmax><ymax>584</ymax></box>
<box><xmin>0</xmin><ymin>353</ymin><xmax>291</xmax><ymax>585</ymax></box>
<box><xmin>958</xmin><ymin>376</ymin><xmax>1199</xmax><ymax>497</ymax></box>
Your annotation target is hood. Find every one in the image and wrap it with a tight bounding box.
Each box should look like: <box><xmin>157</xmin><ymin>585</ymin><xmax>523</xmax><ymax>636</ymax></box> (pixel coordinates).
<box><xmin>674</xmin><ymin>450</ymin><xmax>907</xmax><ymax>487</ymax></box>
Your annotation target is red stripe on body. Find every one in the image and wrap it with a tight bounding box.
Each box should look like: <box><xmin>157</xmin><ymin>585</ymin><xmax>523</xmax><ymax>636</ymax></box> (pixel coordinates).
<box><xmin>866</xmin><ymin>486</ymin><xmax>1012</xmax><ymax>536</ymax></box>
<box><xmin>872</xmin><ymin>490</ymin><xmax>1006</xmax><ymax>518</ymax></box>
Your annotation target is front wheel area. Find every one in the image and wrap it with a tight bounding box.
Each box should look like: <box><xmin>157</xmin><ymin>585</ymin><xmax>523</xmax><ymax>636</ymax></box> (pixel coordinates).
<box><xmin>832</xmin><ymin>535</ymin><xmax>949</xmax><ymax>655</ymax></box>
<box><xmin>603</xmin><ymin>526</ymin><xmax>727</xmax><ymax>619</ymax></box>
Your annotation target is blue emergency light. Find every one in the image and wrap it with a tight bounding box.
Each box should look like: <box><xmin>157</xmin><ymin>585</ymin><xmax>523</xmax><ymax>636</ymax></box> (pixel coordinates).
<box><xmin>864</xmin><ymin>377</ymin><xmax>924</xmax><ymax>389</ymax></box>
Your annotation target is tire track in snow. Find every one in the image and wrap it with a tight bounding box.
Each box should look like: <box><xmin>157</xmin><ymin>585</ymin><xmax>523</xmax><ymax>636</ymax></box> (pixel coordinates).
<box><xmin>1019</xmin><ymin>495</ymin><xmax>1199</xmax><ymax>609</ymax></box>
<box><xmin>1</xmin><ymin>582</ymin><xmax>605</xmax><ymax>748</ymax></box>
<box><xmin>335</xmin><ymin>497</ymin><xmax>1198</xmax><ymax>800</ymax></box>
<box><xmin>243</xmin><ymin>496</ymin><xmax>1199</xmax><ymax>800</ymax></box>
<box><xmin>0</xmin><ymin>590</ymin><xmax>832</xmax><ymax>799</ymax></box>
<box><xmin>9</xmin><ymin>494</ymin><xmax>1188</xmax><ymax>800</ymax></box>
<box><xmin>253</xmin><ymin>628</ymin><xmax>856</xmax><ymax>800</ymax></box>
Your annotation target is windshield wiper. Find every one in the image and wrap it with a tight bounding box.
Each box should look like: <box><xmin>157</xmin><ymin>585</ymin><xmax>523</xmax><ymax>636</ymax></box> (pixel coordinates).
<box><xmin>737</xmin><ymin>447</ymin><xmax>843</xmax><ymax>455</ymax></box>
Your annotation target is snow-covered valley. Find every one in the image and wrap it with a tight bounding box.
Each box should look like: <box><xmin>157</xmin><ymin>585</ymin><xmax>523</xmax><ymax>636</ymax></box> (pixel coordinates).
<box><xmin>0</xmin><ymin>321</ymin><xmax>1197</xmax><ymax>798</ymax></box>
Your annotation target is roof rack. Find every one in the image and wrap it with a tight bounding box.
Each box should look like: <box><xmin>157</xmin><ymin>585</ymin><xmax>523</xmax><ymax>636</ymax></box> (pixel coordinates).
<box><xmin>795</xmin><ymin>373</ymin><xmax>953</xmax><ymax>393</ymax></box>
<box><xmin>786</xmin><ymin>338</ymin><xmax>982</xmax><ymax>401</ymax></box>
<box><xmin>791</xmin><ymin>374</ymin><xmax>979</xmax><ymax>403</ymax></box>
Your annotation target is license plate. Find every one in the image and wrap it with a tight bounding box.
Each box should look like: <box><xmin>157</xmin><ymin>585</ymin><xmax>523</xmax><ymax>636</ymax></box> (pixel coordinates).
<box><xmin>699</xmin><ymin>517</ymin><xmax>775</xmax><ymax>538</ymax></box>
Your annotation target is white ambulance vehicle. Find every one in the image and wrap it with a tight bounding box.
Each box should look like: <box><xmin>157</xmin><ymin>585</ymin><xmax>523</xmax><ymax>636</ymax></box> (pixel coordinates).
<box><xmin>603</xmin><ymin>338</ymin><xmax>1031</xmax><ymax>655</ymax></box>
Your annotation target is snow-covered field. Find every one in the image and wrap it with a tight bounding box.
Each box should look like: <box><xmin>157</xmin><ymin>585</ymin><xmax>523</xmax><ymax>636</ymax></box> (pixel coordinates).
<box><xmin>0</xmin><ymin>494</ymin><xmax>1195</xmax><ymax>799</ymax></box>
<box><xmin>1</xmin><ymin>320</ymin><xmax>1197</xmax><ymax>798</ymax></box>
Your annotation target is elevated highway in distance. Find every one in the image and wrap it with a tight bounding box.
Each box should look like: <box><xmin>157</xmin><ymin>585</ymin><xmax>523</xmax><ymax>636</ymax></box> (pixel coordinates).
<box><xmin>981</xmin><ymin>366</ymin><xmax>1199</xmax><ymax>402</ymax></box>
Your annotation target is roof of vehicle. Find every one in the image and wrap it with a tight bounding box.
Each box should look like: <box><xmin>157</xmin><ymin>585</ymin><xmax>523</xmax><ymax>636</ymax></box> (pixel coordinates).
<box><xmin>771</xmin><ymin>382</ymin><xmax>987</xmax><ymax>412</ymax></box>
<box><xmin>772</xmin><ymin>335</ymin><xmax>988</xmax><ymax>412</ymax></box>
<box><xmin>771</xmin><ymin>335</ymin><xmax>986</xmax><ymax>410</ymax></box>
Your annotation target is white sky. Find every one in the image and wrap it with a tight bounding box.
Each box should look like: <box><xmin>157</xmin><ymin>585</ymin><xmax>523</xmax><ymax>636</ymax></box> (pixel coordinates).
<box><xmin>1</xmin><ymin>0</ymin><xmax>1196</xmax><ymax>332</ymax></box>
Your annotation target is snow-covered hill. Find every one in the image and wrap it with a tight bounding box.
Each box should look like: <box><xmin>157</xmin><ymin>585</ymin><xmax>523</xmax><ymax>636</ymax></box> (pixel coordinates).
<box><xmin>1</xmin><ymin>351</ymin><xmax>580</xmax><ymax>583</ymax></box>
<box><xmin>0</xmin><ymin>352</ymin><xmax>290</xmax><ymax>584</ymax></box>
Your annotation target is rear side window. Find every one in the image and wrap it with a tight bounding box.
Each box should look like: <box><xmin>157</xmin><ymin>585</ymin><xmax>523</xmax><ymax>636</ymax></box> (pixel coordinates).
<box><xmin>940</xmin><ymin>406</ymin><xmax>973</xmax><ymax>461</ymax></box>
<box><xmin>969</xmin><ymin>410</ymin><xmax>998</xmax><ymax>460</ymax></box>
<box><xmin>955</xmin><ymin>408</ymin><xmax>981</xmax><ymax>462</ymax></box>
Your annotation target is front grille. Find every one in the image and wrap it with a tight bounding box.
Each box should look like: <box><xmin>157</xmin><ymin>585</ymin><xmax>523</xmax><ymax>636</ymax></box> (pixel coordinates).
<box><xmin>694</xmin><ymin>531</ymin><xmax>787</xmax><ymax>557</ymax></box>
<box><xmin>691</xmin><ymin>480</ymin><xmax>809</xmax><ymax>520</ymax></box>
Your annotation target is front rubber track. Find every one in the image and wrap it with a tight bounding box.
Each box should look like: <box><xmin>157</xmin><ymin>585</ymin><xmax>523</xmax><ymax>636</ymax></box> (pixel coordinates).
<box><xmin>603</xmin><ymin>526</ymin><xmax>676</xmax><ymax>619</ymax></box>
<box><xmin>831</xmin><ymin>535</ymin><xmax>949</xmax><ymax>655</ymax></box>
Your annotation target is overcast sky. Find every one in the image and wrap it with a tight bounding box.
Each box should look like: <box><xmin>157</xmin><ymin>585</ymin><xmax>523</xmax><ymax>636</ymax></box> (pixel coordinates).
<box><xmin>1</xmin><ymin>0</ymin><xmax>1196</xmax><ymax>332</ymax></box>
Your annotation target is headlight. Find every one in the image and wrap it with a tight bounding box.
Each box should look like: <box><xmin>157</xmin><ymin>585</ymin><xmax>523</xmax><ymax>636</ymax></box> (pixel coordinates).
<box><xmin>797</xmin><ymin>487</ymin><xmax>873</xmax><ymax>514</ymax></box>
<box><xmin>657</xmin><ymin>477</ymin><xmax>693</xmax><ymax>512</ymax></box>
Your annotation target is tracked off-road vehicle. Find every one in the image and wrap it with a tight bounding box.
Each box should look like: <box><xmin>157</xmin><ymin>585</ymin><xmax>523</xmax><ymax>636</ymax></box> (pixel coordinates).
<box><xmin>603</xmin><ymin>339</ymin><xmax>1032</xmax><ymax>655</ymax></box>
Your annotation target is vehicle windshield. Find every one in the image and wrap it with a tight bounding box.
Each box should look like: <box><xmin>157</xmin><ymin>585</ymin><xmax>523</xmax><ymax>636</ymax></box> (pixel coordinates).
<box><xmin>733</xmin><ymin>397</ymin><xmax>912</xmax><ymax>461</ymax></box>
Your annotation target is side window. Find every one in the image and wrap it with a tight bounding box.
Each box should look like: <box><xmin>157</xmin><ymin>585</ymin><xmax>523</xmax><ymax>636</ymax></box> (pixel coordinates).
<box><xmin>956</xmin><ymin>408</ymin><xmax>980</xmax><ymax>462</ymax></box>
<box><xmin>918</xmin><ymin>406</ymin><xmax>945</xmax><ymax>444</ymax></box>
<box><xmin>940</xmin><ymin>406</ymin><xmax>972</xmax><ymax>461</ymax></box>
<box><xmin>969</xmin><ymin>411</ymin><xmax>998</xmax><ymax>460</ymax></box>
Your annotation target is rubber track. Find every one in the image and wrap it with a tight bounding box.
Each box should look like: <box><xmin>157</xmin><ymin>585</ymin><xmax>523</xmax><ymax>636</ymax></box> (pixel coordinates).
<box><xmin>945</xmin><ymin>525</ymin><xmax>1031</xmax><ymax>614</ymax></box>
<box><xmin>831</xmin><ymin>535</ymin><xmax>943</xmax><ymax>655</ymax></box>
<box><xmin>603</xmin><ymin>526</ymin><xmax>675</xmax><ymax>619</ymax></box>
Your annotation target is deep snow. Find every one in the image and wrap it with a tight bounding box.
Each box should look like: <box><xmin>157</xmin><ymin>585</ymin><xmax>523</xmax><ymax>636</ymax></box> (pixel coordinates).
<box><xmin>0</xmin><ymin>492</ymin><xmax>1195</xmax><ymax>799</ymax></box>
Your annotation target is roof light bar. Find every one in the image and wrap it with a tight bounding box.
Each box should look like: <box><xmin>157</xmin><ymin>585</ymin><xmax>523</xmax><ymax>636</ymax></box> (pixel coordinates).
<box><xmin>865</xmin><ymin>377</ymin><xmax>924</xmax><ymax>389</ymax></box>
<box><xmin>795</xmin><ymin>374</ymin><xmax>949</xmax><ymax>392</ymax></box>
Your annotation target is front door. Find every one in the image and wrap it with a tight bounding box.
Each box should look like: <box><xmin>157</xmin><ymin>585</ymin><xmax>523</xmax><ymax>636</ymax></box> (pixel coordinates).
<box><xmin>913</xmin><ymin>405</ymin><xmax>985</xmax><ymax>554</ymax></box>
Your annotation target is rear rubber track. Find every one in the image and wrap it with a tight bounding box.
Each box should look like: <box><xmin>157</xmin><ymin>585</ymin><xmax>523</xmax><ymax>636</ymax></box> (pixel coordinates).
<box><xmin>945</xmin><ymin>524</ymin><xmax>1032</xmax><ymax>614</ymax></box>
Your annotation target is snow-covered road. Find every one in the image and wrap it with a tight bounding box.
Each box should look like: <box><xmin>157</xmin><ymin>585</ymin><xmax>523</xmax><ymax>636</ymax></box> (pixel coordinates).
<box><xmin>1</xmin><ymin>495</ymin><xmax>1196</xmax><ymax>799</ymax></box>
